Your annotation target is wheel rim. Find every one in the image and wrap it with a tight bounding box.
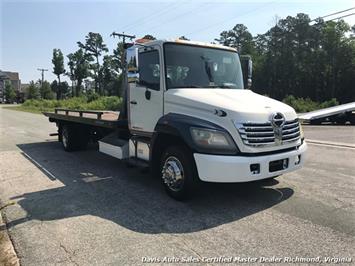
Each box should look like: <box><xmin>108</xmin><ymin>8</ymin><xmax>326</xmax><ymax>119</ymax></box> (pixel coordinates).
<box><xmin>62</xmin><ymin>127</ymin><xmax>68</xmax><ymax>148</ymax></box>
<box><xmin>162</xmin><ymin>156</ymin><xmax>184</xmax><ymax>192</ymax></box>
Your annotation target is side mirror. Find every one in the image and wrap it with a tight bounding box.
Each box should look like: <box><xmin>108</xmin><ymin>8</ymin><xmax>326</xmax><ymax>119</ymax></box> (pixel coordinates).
<box><xmin>240</xmin><ymin>55</ymin><xmax>252</xmax><ymax>89</ymax></box>
<box><xmin>126</xmin><ymin>47</ymin><xmax>139</xmax><ymax>83</ymax></box>
<box><xmin>127</xmin><ymin>72</ymin><xmax>139</xmax><ymax>83</ymax></box>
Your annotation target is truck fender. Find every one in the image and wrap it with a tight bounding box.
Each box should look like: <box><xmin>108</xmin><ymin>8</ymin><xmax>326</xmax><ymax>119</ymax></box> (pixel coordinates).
<box><xmin>149</xmin><ymin>113</ymin><xmax>235</xmax><ymax>174</ymax></box>
<box><xmin>154</xmin><ymin>113</ymin><xmax>230</xmax><ymax>150</ymax></box>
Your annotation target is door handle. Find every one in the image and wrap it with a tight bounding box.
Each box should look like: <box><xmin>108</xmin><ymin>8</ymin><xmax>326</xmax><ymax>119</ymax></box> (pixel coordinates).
<box><xmin>130</xmin><ymin>100</ymin><xmax>137</xmax><ymax>105</ymax></box>
<box><xmin>145</xmin><ymin>89</ymin><xmax>151</xmax><ymax>100</ymax></box>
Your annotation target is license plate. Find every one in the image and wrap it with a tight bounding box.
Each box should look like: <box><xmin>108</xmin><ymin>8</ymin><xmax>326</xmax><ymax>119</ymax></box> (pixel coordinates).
<box><xmin>269</xmin><ymin>158</ymin><xmax>289</xmax><ymax>172</ymax></box>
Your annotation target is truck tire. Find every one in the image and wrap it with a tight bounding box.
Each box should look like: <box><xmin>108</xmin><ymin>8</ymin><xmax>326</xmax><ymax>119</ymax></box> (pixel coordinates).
<box><xmin>310</xmin><ymin>119</ymin><xmax>322</xmax><ymax>125</ymax></box>
<box><xmin>160</xmin><ymin>145</ymin><xmax>198</xmax><ymax>200</ymax></box>
<box><xmin>58</xmin><ymin>126</ymin><xmax>63</xmax><ymax>143</ymax></box>
<box><xmin>61</xmin><ymin>124</ymin><xmax>89</xmax><ymax>152</ymax></box>
<box><xmin>351</xmin><ymin>115</ymin><xmax>355</xmax><ymax>125</ymax></box>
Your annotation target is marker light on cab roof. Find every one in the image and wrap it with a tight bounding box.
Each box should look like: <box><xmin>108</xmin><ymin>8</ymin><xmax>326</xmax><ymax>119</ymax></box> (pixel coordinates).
<box><xmin>135</xmin><ymin>38</ymin><xmax>152</xmax><ymax>44</ymax></box>
<box><xmin>174</xmin><ymin>39</ymin><xmax>237</xmax><ymax>52</ymax></box>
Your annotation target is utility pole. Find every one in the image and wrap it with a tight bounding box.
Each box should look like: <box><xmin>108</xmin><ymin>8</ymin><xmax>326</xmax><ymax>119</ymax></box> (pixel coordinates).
<box><xmin>37</xmin><ymin>68</ymin><xmax>48</xmax><ymax>87</ymax></box>
<box><xmin>110</xmin><ymin>32</ymin><xmax>136</xmax><ymax>73</ymax></box>
<box><xmin>110</xmin><ymin>32</ymin><xmax>136</xmax><ymax>46</ymax></box>
<box><xmin>110</xmin><ymin>32</ymin><xmax>136</xmax><ymax>119</ymax></box>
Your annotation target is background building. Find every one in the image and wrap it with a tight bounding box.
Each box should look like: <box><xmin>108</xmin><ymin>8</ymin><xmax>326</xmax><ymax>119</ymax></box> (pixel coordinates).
<box><xmin>0</xmin><ymin>70</ymin><xmax>22</xmax><ymax>102</ymax></box>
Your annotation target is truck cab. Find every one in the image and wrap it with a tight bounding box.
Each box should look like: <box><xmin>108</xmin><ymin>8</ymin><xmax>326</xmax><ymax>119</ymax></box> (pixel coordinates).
<box><xmin>45</xmin><ymin>39</ymin><xmax>307</xmax><ymax>200</ymax></box>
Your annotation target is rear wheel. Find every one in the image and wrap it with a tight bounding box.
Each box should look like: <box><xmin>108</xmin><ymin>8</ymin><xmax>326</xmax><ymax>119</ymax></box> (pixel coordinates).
<box><xmin>160</xmin><ymin>145</ymin><xmax>197</xmax><ymax>200</ymax></box>
<box><xmin>61</xmin><ymin>124</ymin><xmax>89</xmax><ymax>152</ymax></box>
<box><xmin>61</xmin><ymin>125</ymin><xmax>70</xmax><ymax>151</ymax></box>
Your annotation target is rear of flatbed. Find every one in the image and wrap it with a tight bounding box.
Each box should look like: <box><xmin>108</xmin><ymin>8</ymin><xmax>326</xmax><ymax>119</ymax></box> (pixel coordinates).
<box><xmin>44</xmin><ymin>108</ymin><xmax>129</xmax><ymax>152</ymax></box>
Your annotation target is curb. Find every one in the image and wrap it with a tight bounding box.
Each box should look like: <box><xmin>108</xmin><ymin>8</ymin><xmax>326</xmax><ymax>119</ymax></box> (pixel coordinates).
<box><xmin>0</xmin><ymin>211</ymin><xmax>19</xmax><ymax>266</ymax></box>
<box><xmin>306</xmin><ymin>139</ymin><xmax>355</xmax><ymax>149</ymax></box>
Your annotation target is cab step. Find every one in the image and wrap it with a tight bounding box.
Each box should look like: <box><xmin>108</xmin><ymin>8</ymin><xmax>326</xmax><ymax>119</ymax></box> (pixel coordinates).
<box><xmin>125</xmin><ymin>157</ymin><xmax>150</xmax><ymax>169</ymax></box>
<box><xmin>99</xmin><ymin>133</ymin><xmax>129</xmax><ymax>159</ymax></box>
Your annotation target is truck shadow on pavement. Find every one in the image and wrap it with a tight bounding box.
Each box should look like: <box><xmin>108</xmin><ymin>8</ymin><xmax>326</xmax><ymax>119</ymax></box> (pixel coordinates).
<box><xmin>10</xmin><ymin>141</ymin><xmax>294</xmax><ymax>234</ymax></box>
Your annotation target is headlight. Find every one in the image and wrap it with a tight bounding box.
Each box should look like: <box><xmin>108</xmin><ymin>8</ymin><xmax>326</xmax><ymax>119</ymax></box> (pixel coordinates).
<box><xmin>190</xmin><ymin>127</ymin><xmax>237</xmax><ymax>152</ymax></box>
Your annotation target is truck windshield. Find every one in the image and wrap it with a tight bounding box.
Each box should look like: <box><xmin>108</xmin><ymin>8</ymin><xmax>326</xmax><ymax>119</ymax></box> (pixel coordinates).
<box><xmin>164</xmin><ymin>43</ymin><xmax>244</xmax><ymax>90</ymax></box>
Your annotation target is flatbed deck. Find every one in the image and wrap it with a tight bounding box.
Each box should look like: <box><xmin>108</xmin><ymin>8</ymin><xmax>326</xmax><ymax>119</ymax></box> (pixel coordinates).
<box><xmin>298</xmin><ymin>102</ymin><xmax>355</xmax><ymax>124</ymax></box>
<box><xmin>43</xmin><ymin>108</ymin><xmax>121</xmax><ymax>129</ymax></box>
<box><xmin>298</xmin><ymin>102</ymin><xmax>355</xmax><ymax>121</ymax></box>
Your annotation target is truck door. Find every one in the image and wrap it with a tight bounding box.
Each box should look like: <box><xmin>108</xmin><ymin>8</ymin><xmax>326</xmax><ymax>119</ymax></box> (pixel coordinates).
<box><xmin>128</xmin><ymin>46</ymin><xmax>163</xmax><ymax>134</ymax></box>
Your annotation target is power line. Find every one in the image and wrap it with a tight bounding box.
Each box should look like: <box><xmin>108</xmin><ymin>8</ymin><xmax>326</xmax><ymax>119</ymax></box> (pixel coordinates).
<box><xmin>145</xmin><ymin>2</ymin><xmax>211</xmax><ymax>34</ymax></box>
<box><xmin>185</xmin><ymin>1</ymin><xmax>277</xmax><ymax>37</ymax></box>
<box><xmin>268</xmin><ymin>10</ymin><xmax>355</xmax><ymax>39</ymax></box>
<box><xmin>121</xmin><ymin>1</ymin><xmax>184</xmax><ymax>32</ymax></box>
<box><xmin>324</xmin><ymin>12</ymin><xmax>355</xmax><ymax>22</ymax></box>
<box><xmin>186</xmin><ymin>4</ymin><xmax>354</xmax><ymax>41</ymax></box>
<box><xmin>311</xmin><ymin>7</ymin><xmax>355</xmax><ymax>22</ymax></box>
<box><xmin>120</xmin><ymin>2</ymin><xmax>175</xmax><ymax>30</ymax></box>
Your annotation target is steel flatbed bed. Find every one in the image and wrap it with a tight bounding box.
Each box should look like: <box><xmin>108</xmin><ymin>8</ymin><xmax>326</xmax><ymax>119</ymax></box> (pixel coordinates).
<box><xmin>43</xmin><ymin>108</ymin><xmax>121</xmax><ymax>129</ymax></box>
<box><xmin>298</xmin><ymin>102</ymin><xmax>355</xmax><ymax>124</ymax></box>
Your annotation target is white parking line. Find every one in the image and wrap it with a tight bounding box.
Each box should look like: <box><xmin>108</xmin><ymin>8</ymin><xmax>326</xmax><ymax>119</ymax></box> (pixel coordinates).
<box><xmin>306</xmin><ymin>139</ymin><xmax>355</xmax><ymax>150</ymax></box>
<box><xmin>21</xmin><ymin>152</ymin><xmax>57</xmax><ymax>180</ymax></box>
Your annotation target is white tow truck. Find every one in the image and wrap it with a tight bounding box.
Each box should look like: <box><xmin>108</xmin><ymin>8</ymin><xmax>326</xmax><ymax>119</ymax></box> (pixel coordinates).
<box><xmin>44</xmin><ymin>39</ymin><xmax>307</xmax><ymax>200</ymax></box>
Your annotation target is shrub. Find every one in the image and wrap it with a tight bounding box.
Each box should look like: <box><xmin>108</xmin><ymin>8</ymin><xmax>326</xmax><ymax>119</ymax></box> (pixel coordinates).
<box><xmin>86</xmin><ymin>91</ymin><xmax>100</xmax><ymax>102</ymax></box>
<box><xmin>319</xmin><ymin>98</ymin><xmax>339</xmax><ymax>109</ymax></box>
<box><xmin>283</xmin><ymin>95</ymin><xmax>339</xmax><ymax>113</ymax></box>
<box><xmin>21</xmin><ymin>96</ymin><xmax>122</xmax><ymax>112</ymax></box>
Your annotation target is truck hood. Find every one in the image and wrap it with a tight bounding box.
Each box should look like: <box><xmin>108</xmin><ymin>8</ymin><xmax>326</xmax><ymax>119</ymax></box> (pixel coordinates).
<box><xmin>165</xmin><ymin>88</ymin><xmax>297</xmax><ymax>122</ymax></box>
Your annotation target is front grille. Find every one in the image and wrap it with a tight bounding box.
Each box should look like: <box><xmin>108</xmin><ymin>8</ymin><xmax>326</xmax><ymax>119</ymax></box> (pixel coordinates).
<box><xmin>236</xmin><ymin>119</ymin><xmax>300</xmax><ymax>147</ymax></box>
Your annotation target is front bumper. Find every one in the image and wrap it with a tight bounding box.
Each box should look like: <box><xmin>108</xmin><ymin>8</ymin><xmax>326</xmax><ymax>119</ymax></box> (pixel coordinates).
<box><xmin>194</xmin><ymin>142</ymin><xmax>307</xmax><ymax>183</ymax></box>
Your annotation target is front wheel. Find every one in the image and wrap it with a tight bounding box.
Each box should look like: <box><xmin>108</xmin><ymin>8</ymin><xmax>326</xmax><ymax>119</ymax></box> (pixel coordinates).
<box><xmin>160</xmin><ymin>145</ymin><xmax>198</xmax><ymax>200</ymax></box>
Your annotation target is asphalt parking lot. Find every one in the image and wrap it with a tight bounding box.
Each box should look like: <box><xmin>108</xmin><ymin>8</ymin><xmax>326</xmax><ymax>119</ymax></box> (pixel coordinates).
<box><xmin>0</xmin><ymin>106</ymin><xmax>354</xmax><ymax>265</ymax></box>
<box><xmin>303</xmin><ymin>124</ymin><xmax>355</xmax><ymax>145</ymax></box>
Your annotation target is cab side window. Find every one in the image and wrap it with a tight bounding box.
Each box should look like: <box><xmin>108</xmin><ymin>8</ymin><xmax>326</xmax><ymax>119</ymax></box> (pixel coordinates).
<box><xmin>139</xmin><ymin>50</ymin><xmax>160</xmax><ymax>91</ymax></box>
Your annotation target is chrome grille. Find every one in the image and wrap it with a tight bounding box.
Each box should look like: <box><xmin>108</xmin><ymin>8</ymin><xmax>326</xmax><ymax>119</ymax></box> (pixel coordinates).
<box><xmin>236</xmin><ymin>119</ymin><xmax>300</xmax><ymax>147</ymax></box>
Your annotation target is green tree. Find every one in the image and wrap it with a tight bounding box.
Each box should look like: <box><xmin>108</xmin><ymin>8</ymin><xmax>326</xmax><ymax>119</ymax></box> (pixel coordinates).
<box><xmin>25</xmin><ymin>81</ymin><xmax>40</xmax><ymax>99</ymax></box>
<box><xmin>78</xmin><ymin>32</ymin><xmax>108</xmax><ymax>94</ymax></box>
<box><xmin>319</xmin><ymin>20</ymin><xmax>353</xmax><ymax>101</ymax></box>
<box><xmin>112</xmin><ymin>42</ymin><xmax>124</xmax><ymax>72</ymax></box>
<box><xmin>101</xmin><ymin>55</ymin><xmax>122</xmax><ymax>96</ymax></box>
<box><xmin>40</xmin><ymin>81</ymin><xmax>54</xmax><ymax>99</ymax></box>
<box><xmin>60</xmin><ymin>81</ymin><xmax>69</xmax><ymax>98</ymax></box>
<box><xmin>216</xmin><ymin>24</ymin><xmax>255</xmax><ymax>54</ymax></box>
<box><xmin>51</xmin><ymin>80</ymin><xmax>60</xmax><ymax>98</ymax></box>
<box><xmin>142</xmin><ymin>34</ymin><xmax>156</xmax><ymax>40</ymax></box>
<box><xmin>217</xmin><ymin>14</ymin><xmax>355</xmax><ymax>104</ymax></box>
<box><xmin>67</xmin><ymin>49</ymin><xmax>90</xmax><ymax>97</ymax></box>
<box><xmin>4</xmin><ymin>81</ymin><xmax>16</xmax><ymax>103</ymax></box>
<box><xmin>52</xmin><ymin>48</ymin><xmax>66</xmax><ymax>100</ymax></box>
<box><xmin>51</xmin><ymin>80</ymin><xmax>69</xmax><ymax>98</ymax></box>
<box><xmin>66</xmin><ymin>58</ymin><xmax>76</xmax><ymax>97</ymax></box>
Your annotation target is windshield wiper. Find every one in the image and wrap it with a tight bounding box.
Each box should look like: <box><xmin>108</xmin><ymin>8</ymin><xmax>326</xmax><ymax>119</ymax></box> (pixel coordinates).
<box><xmin>169</xmin><ymin>85</ymin><xmax>204</xmax><ymax>89</ymax></box>
<box><xmin>169</xmin><ymin>84</ymin><xmax>239</xmax><ymax>89</ymax></box>
<box><xmin>206</xmin><ymin>84</ymin><xmax>237</xmax><ymax>89</ymax></box>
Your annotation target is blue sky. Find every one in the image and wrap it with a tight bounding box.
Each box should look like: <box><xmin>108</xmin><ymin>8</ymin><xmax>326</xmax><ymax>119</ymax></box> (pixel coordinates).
<box><xmin>1</xmin><ymin>0</ymin><xmax>354</xmax><ymax>83</ymax></box>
